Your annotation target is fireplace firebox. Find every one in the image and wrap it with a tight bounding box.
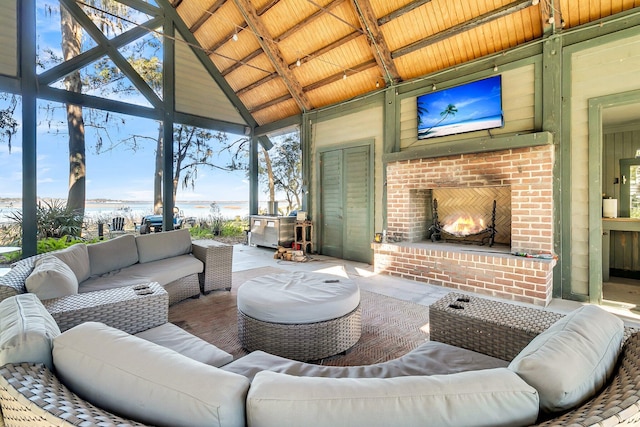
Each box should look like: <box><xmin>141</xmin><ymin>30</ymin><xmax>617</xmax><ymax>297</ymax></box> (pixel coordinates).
<box><xmin>429</xmin><ymin>198</ymin><xmax>497</xmax><ymax>246</ymax></box>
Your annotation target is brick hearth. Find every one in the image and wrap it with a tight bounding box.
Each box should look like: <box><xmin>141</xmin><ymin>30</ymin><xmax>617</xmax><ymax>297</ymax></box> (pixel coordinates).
<box><xmin>374</xmin><ymin>145</ymin><xmax>555</xmax><ymax>306</ymax></box>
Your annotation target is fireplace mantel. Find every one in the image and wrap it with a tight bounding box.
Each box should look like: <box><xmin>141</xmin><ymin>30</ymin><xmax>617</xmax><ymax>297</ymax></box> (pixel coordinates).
<box><xmin>382</xmin><ymin>131</ymin><xmax>552</xmax><ymax>164</ymax></box>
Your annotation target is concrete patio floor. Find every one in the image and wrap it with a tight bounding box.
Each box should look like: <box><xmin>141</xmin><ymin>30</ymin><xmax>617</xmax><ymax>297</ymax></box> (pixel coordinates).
<box><xmin>232</xmin><ymin>244</ymin><xmax>640</xmax><ymax>328</ymax></box>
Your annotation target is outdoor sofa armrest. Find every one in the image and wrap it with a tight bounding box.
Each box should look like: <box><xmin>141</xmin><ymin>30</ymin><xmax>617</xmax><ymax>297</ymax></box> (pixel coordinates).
<box><xmin>42</xmin><ymin>282</ymin><xmax>168</xmax><ymax>335</ymax></box>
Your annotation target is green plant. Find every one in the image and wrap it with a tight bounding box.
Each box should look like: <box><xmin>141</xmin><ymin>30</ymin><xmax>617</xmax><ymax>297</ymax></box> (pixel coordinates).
<box><xmin>4</xmin><ymin>199</ymin><xmax>84</xmax><ymax>242</ymax></box>
<box><xmin>219</xmin><ymin>220</ymin><xmax>246</xmax><ymax>237</ymax></box>
<box><xmin>0</xmin><ymin>235</ymin><xmax>98</xmax><ymax>264</ymax></box>
<box><xmin>188</xmin><ymin>225</ymin><xmax>215</xmax><ymax>239</ymax></box>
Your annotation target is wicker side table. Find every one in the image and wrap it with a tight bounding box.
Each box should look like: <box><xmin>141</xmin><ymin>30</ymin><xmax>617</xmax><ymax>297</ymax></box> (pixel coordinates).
<box><xmin>43</xmin><ymin>282</ymin><xmax>168</xmax><ymax>335</ymax></box>
<box><xmin>429</xmin><ymin>293</ymin><xmax>564</xmax><ymax>362</ymax></box>
<box><xmin>191</xmin><ymin>240</ymin><xmax>233</xmax><ymax>293</ymax></box>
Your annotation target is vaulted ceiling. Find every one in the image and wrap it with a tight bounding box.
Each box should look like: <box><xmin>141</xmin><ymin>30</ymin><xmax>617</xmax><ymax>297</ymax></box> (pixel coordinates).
<box><xmin>169</xmin><ymin>0</ymin><xmax>640</xmax><ymax>128</ymax></box>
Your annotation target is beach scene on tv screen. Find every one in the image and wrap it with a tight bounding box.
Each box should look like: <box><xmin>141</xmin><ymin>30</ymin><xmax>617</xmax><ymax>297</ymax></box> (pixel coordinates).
<box><xmin>417</xmin><ymin>75</ymin><xmax>503</xmax><ymax>140</ymax></box>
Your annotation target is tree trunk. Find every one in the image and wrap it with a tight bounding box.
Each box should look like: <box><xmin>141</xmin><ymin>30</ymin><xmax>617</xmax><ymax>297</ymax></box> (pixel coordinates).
<box><xmin>154</xmin><ymin>122</ymin><xmax>163</xmax><ymax>214</ymax></box>
<box><xmin>262</xmin><ymin>146</ymin><xmax>275</xmax><ymax>209</ymax></box>
<box><xmin>61</xmin><ymin>6</ymin><xmax>86</xmax><ymax>217</ymax></box>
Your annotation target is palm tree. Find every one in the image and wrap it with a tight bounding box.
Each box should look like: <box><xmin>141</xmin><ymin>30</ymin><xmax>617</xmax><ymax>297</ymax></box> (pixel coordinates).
<box><xmin>413</xmin><ymin>103</ymin><xmax>458</xmax><ymax>143</ymax></box>
<box><xmin>435</xmin><ymin>104</ymin><xmax>458</xmax><ymax>128</ymax></box>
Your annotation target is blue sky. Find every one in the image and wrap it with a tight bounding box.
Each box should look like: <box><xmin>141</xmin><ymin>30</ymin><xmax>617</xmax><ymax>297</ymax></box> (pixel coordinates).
<box><xmin>0</xmin><ymin>99</ymin><xmax>250</xmax><ymax>202</ymax></box>
<box><xmin>0</xmin><ymin>1</ymin><xmax>252</xmax><ymax>203</ymax></box>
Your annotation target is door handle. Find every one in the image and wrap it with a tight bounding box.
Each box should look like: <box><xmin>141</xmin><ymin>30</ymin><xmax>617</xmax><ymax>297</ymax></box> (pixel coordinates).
<box><xmin>622</xmin><ymin>175</ymin><xmax>627</xmax><ymax>185</ymax></box>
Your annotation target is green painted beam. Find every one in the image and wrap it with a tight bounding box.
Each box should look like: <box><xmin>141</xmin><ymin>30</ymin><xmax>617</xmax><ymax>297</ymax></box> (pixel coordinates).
<box><xmin>20</xmin><ymin>0</ymin><xmax>37</xmax><ymax>257</ymax></box>
<box><xmin>382</xmin><ymin>132</ymin><xmax>553</xmax><ymax>164</ymax></box>
<box><xmin>542</xmin><ymin>34</ymin><xmax>564</xmax><ymax>299</ymax></box>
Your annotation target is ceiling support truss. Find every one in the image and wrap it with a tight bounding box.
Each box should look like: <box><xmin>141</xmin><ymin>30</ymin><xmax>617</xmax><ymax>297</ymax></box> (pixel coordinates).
<box><xmin>232</xmin><ymin>0</ymin><xmax>313</xmax><ymax>112</ymax></box>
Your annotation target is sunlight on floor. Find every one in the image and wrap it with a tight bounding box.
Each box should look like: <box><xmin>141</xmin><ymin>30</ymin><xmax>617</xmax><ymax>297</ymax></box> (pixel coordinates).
<box><xmin>312</xmin><ymin>265</ymin><xmax>349</xmax><ymax>277</ymax></box>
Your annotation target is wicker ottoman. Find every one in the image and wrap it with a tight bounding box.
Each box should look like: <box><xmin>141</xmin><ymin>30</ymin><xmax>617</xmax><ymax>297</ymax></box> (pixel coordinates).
<box><xmin>237</xmin><ymin>272</ymin><xmax>362</xmax><ymax>361</ymax></box>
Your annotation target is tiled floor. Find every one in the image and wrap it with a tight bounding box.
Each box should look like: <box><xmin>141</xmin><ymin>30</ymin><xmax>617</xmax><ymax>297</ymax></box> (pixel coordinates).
<box><xmin>233</xmin><ymin>244</ymin><xmax>640</xmax><ymax>328</ymax></box>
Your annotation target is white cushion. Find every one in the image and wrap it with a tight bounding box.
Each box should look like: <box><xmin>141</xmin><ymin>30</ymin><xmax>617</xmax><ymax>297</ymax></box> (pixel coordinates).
<box><xmin>25</xmin><ymin>256</ymin><xmax>79</xmax><ymax>300</ymax></box>
<box><xmin>509</xmin><ymin>305</ymin><xmax>624</xmax><ymax>413</ymax></box>
<box><xmin>87</xmin><ymin>234</ymin><xmax>139</xmax><ymax>276</ymax></box>
<box><xmin>136</xmin><ymin>228</ymin><xmax>192</xmax><ymax>264</ymax></box>
<box><xmin>0</xmin><ymin>294</ymin><xmax>61</xmax><ymax>371</ymax></box>
<box><xmin>51</xmin><ymin>243</ymin><xmax>90</xmax><ymax>283</ymax></box>
<box><xmin>237</xmin><ymin>272</ymin><xmax>360</xmax><ymax>323</ymax></box>
<box><xmin>134</xmin><ymin>322</ymin><xmax>233</xmax><ymax>367</ymax></box>
<box><xmin>247</xmin><ymin>368</ymin><xmax>539</xmax><ymax>427</ymax></box>
<box><xmin>53</xmin><ymin>322</ymin><xmax>248</xmax><ymax>427</ymax></box>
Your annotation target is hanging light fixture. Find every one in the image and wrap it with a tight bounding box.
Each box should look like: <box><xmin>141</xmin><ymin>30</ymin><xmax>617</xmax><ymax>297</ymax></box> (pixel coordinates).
<box><xmin>343</xmin><ymin>71</ymin><xmax>347</xmax><ymax>80</ymax></box>
<box><xmin>432</xmin><ymin>83</ymin><xmax>436</xmax><ymax>91</ymax></box>
<box><xmin>232</xmin><ymin>30</ymin><xmax>239</xmax><ymax>42</ymax></box>
<box><xmin>296</xmin><ymin>58</ymin><xmax>301</xmax><ymax>67</ymax></box>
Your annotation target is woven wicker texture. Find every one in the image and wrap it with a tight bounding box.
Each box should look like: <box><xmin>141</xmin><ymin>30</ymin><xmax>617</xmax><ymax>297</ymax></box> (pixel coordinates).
<box><xmin>191</xmin><ymin>240</ymin><xmax>233</xmax><ymax>293</ymax></box>
<box><xmin>0</xmin><ymin>363</ymin><xmax>146</xmax><ymax>426</ymax></box>
<box><xmin>163</xmin><ymin>273</ymin><xmax>201</xmax><ymax>306</ymax></box>
<box><xmin>238</xmin><ymin>305</ymin><xmax>362</xmax><ymax>361</ymax></box>
<box><xmin>43</xmin><ymin>282</ymin><xmax>168</xmax><ymax>335</ymax></box>
<box><xmin>169</xmin><ymin>266</ymin><xmax>431</xmax><ymax>365</ymax></box>
<box><xmin>430</xmin><ymin>292</ymin><xmax>565</xmax><ymax>361</ymax></box>
<box><xmin>536</xmin><ymin>332</ymin><xmax>640</xmax><ymax>426</ymax></box>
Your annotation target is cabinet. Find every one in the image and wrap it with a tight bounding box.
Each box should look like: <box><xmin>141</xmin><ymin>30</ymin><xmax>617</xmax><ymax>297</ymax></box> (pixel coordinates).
<box><xmin>250</xmin><ymin>215</ymin><xmax>295</xmax><ymax>248</ymax></box>
<box><xmin>294</xmin><ymin>221</ymin><xmax>313</xmax><ymax>254</ymax></box>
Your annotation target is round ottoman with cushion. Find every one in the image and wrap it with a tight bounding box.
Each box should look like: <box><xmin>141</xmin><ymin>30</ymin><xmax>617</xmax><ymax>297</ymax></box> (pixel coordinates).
<box><xmin>237</xmin><ymin>271</ymin><xmax>362</xmax><ymax>361</ymax></box>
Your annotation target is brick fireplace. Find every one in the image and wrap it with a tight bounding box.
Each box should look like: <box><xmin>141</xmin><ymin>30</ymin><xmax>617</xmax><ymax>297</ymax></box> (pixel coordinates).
<box><xmin>373</xmin><ymin>144</ymin><xmax>555</xmax><ymax>306</ymax></box>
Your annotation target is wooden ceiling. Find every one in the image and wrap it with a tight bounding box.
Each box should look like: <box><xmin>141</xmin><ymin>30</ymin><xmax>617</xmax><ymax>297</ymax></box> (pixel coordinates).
<box><xmin>170</xmin><ymin>0</ymin><xmax>640</xmax><ymax>127</ymax></box>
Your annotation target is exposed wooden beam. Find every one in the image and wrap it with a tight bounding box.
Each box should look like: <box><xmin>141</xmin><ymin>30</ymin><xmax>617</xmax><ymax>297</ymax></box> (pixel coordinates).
<box><xmin>221</xmin><ymin>49</ymin><xmax>263</xmax><ymax>76</ymax></box>
<box><xmin>234</xmin><ymin>31</ymin><xmax>361</xmax><ymax>93</ymax></box>
<box><xmin>351</xmin><ymin>0</ymin><xmax>401</xmax><ymax>84</ymax></box>
<box><xmin>198</xmin><ymin>1</ymin><xmax>279</xmax><ymax>61</ymax></box>
<box><xmin>304</xmin><ymin>59</ymin><xmax>376</xmax><ymax>92</ymax></box>
<box><xmin>236</xmin><ymin>72</ymin><xmax>278</xmax><ymax>96</ymax></box>
<box><xmin>393</xmin><ymin>0</ymin><xmax>533</xmax><ymax>58</ymax></box>
<box><xmin>274</xmin><ymin>0</ymin><xmax>348</xmax><ymax>42</ymax></box>
<box><xmin>378</xmin><ymin>0</ymin><xmax>432</xmax><ymax>25</ymax></box>
<box><xmin>189</xmin><ymin>0</ymin><xmax>225</xmax><ymax>32</ymax></box>
<box><xmin>248</xmin><ymin>59</ymin><xmax>377</xmax><ymax>114</ymax></box>
<box><xmin>233</xmin><ymin>0</ymin><xmax>313</xmax><ymax>111</ymax></box>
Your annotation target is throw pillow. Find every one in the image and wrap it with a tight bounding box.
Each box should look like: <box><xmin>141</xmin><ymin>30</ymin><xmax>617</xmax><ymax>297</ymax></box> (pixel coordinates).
<box><xmin>25</xmin><ymin>255</ymin><xmax>79</xmax><ymax>300</ymax></box>
<box><xmin>0</xmin><ymin>294</ymin><xmax>61</xmax><ymax>371</ymax></box>
<box><xmin>53</xmin><ymin>322</ymin><xmax>249</xmax><ymax>427</ymax></box>
<box><xmin>509</xmin><ymin>304</ymin><xmax>624</xmax><ymax>413</ymax></box>
<box><xmin>51</xmin><ymin>243</ymin><xmax>90</xmax><ymax>283</ymax></box>
<box><xmin>87</xmin><ymin>234</ymin><xmax>139</xmax><ymax>276</ymax></box>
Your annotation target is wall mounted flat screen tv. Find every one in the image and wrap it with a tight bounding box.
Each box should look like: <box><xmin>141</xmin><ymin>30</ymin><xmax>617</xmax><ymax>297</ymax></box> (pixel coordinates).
<box><xmin>417</xmin><ymin>75</ymin><xmax>503</xmax><ymax>140</ymax></box>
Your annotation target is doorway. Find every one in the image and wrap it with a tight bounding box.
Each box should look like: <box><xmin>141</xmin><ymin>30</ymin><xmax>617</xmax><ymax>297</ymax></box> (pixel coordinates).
<box><xmin>593</xmin><ymin>95</ymin><xmax>640</xmax><ymax>310</ymax></box>
<box><xmin>318</xmin><ymin>142</ymin><xmax>373</xmax><ymax>264</ymax></box>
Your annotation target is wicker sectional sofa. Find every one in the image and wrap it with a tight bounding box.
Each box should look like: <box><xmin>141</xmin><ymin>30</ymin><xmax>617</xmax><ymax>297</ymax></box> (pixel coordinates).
<box><xmin>0</xmin><ymin>229</ymin><xmax>223</xmax><ymax>333</ymax></box>
<box><xmin>1</xmin><ymin>291</ymin><xmax>640</xmax><ymax>426</ymax></box>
